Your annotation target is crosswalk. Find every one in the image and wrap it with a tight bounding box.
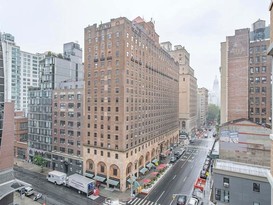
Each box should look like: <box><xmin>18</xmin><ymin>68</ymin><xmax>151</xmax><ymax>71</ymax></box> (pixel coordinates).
<box><xmin>127</xmin><ymin>197</ymin><xmax>161</xmax><ymax>205</ymax></box>
<box><xmin>103</xmin><ymin>201</ymin><xmax>126</xmax><ymax>205</ymax></box>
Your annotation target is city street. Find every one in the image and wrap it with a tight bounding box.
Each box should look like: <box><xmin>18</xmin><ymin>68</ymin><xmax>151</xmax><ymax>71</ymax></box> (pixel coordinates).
<box><xmin>140</xmin><ymin>135</ymin><xmax>214</xmax><ymax>205</ymax></box>
<box><xmin>14</xmin><ymin>167</ymin><xmax>106</xmax><ymax>205</ymax></box>
<box><xmin>13</xmin><ymin>132</ymin><xmax>214</xmax><ymax>205</ymax></box>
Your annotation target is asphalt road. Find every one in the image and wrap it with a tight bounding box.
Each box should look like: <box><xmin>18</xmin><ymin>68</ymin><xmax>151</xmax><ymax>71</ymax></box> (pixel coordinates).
<box><xmin>144</xmin><ymin>134</ymin><xmax>215</xmax><ymax>205</ymax></box>
<box><xmin>14</xmin><ymin>167</ymin><xmax>106</xmax><ymax>205</ymax></box>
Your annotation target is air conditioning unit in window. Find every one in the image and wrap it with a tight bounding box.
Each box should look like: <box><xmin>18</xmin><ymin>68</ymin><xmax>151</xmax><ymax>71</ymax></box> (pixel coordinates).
<box><xmin>223</xmin><ymin>182</ymin><xmax>229</xmax><ymax>188</ymax></box>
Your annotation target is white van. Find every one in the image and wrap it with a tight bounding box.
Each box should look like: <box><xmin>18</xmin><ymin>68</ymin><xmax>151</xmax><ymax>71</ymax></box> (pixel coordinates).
<box><xmin>24</xmin><ymin>186</ymin><xmax>34</xmax><ymax>196</ymax></box>
<box><xmin>47</xmin><ymin>170</ymin><xmax>67</xmax><ymax>185</ymax></box>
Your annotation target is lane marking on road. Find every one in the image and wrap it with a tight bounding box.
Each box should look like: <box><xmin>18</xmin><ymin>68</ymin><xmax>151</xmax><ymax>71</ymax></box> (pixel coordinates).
<box><xmin>183</xmin><ymin>176</ymin><xmax>187</xmax><ymax>182</ymax></box>
<box><xmin>169</xmin><ymin>198</ymin><xmax>174</xmax><ymax>205</ymax></box>
<box><xmin>172</xmin><ymin>175</ymin><xmax>176</xmax><ymax>180</ymax></box>
<box><xmin>155</xmin><ymin>191</ymin><xmax>165</xmax><ymax>203</ymax></box>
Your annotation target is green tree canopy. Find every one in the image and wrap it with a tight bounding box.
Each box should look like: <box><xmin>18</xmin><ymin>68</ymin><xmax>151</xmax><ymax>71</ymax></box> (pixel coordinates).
<box><xmin>33</xmin><ymin>155</ymin><xmax>46</xmax><ymax>167</ymax></box>
<box><xmin>207</xmin><ymin>104</ymin><xmax>220</xmax><ymax>123</ymax></box>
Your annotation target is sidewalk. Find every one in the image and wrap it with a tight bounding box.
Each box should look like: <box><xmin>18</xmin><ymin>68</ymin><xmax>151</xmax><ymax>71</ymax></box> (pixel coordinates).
<box><xmin>14</xmin><ymin>158</ymin><xmax>52</xmax><ymax>176</ymax></box>
<box><xmin>13</xmin><ymin>153</ymin><xmax>175</xmax><ymax>203</ymax></box>
<box><xmin>14</xmin><ymin>191</ymin><xmax>41</xmax><ymax>205</ymax></box>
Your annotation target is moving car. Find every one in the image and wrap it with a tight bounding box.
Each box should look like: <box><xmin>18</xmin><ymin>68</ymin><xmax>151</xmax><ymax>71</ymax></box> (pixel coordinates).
<box><xmin>176</xmin><ymin>195</ymin><xmax>187</xmax><ymax>205</ymax></box>
<box><xmin>33</xmin><ymin>193</ymin><xmax>42</xmax><ymax>201</ymax></box>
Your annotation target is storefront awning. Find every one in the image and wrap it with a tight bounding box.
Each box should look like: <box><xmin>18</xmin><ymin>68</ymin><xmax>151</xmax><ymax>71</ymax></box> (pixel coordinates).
<box><xmin>146</xmin><ymin>162</ymin><xmax>155</xmax><ymax>170</ymax></box>
<box><xmin>107</xmin><ymin>179</ymin><xmax>119</xmax><ymax>186</ymax></box>
<box><xmin>94</xmin><ymin>175</ymin><xmax>106</xmax><ymax>182</ymax></box>
<box><xmin>139</xmin><ymin>167</ymin><xmax>148</xmax><ymax>175</ymax></box>
<box><xmin>127</xmin><ymin>176</ymin><xmax>137</xmax><ymax>184</ymax></box>
<box><xmin>85</xmin><ymin>173</ymin><xmax>94</xmax><ymax>179</ymax></box>
<box><xmin>152</xmin><ymin>158</ymin><xmax>159</xmax><ymax>164</ymax></box>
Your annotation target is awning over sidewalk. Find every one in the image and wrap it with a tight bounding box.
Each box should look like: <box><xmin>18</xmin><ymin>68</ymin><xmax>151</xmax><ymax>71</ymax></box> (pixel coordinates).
<box><xmin>85</xmin><ymin>173</ymin><xmax>94</xmax><ymax>179</ymax></box>
<box><xmin>107</xmin><ymin>179</ymin><xmax>119</xmax><ymax>186</ymax></box>
<box><xmin>146</xmin><ymin>162</ymin><xmax>154</xmax><ymax>170</ymax></box>
<box><xmin>127</xmin><ymin>176</ymin><xmax>137</xmax><ymax>184</ymax></box>
<box><xmin>94</xmin><ymin>175</ymin><xmax>106</xmax><ymax>182</ymax></box>
<box><xmin>142</xmin><ymin>179</ymin><xmax>151</xmax><ymax>184</ymax></box>
<box><xmin>139</xmin><ymin>167</ymin><xmax>148</xmax><ymax>175</ymax></box>
<box><xmin>152</xmin><ymin>158</ymin><xmax>159</xmax><ymax>164</ymax></box>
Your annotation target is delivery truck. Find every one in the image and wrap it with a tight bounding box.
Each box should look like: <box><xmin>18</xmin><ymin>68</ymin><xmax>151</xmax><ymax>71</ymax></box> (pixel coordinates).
<box><xmin>66</xmin><ymin>173</ymin><xmax>95</xmax><ymax>197</ymax></box>
<box><xmin>47</xmin><ymin>170</ymin><xmax>67</xmax><ymax>185</ymax></box>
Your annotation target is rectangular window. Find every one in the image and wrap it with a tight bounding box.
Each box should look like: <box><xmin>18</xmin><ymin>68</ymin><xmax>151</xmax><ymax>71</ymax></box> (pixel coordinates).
<box><xmin>113</xmin><ymin>168</ymin><xmax>117</xmax><ymax>176</ymax></box>
<box><xmin>253</xmin><ymin>183</ymin><xmax>260</xmax><ymax>192</ymax></box>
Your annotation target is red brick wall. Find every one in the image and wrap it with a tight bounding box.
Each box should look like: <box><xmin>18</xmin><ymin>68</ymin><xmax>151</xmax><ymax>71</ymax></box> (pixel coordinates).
<box><xmin>0</xmin><ymin>102</ymin><xmax>15</xmax><ymax>171</ymax></box>
<box><xmin>227</xmin><ymin>29</ymin><xmax>249</xmax><ymax>121</ymax></box>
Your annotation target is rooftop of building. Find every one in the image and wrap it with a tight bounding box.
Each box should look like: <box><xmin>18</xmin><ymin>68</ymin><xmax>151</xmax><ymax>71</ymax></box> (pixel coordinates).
<box><xmin>220</xmin><ymin>118</ymin><xmax>272</xmax><ymax>129</ymax></box>
<box><xmin>0</xmin><ymin>169</ymin><xmax>31</xmax><ymax>200</ymax></box>
<box><xmin>214</xmin><ymin>159</ymin><xmax>269</xmax><ymax>178</ymax></box>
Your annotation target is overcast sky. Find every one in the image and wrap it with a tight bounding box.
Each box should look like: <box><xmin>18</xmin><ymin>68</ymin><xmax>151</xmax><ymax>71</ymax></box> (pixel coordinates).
<box><xmin>0</xmin><ymin>0</ymin><xmax>270</xmax><ymax>89</ymax></box>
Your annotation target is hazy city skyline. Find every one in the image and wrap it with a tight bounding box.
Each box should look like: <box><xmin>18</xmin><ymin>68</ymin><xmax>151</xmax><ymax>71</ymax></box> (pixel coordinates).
<box><xmin>0</xmin><ymin>0</ymin><xmax>269</xmax><ymax>88</ymax></box>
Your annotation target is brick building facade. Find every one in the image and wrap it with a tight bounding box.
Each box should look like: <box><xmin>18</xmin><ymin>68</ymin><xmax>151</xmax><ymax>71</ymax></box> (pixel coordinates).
<box><xmin>83</xmin><ymin>16</ymin><xmax>179</xmax><ymax>191</ymax></box>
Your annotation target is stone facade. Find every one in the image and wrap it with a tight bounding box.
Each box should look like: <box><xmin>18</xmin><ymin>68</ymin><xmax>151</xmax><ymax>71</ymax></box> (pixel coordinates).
<box><xmin>160</xmin><ymin>42</ymin><xmax>197</xmax><ymax>135</ymax></box>
<box><xmin>83</xmin><ymin>17</ymin><xmax>179</xmax><ymax>191</ymax></box>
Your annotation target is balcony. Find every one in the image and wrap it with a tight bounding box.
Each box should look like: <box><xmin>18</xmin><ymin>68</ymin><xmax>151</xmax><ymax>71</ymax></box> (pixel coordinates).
<box><xmin>94</xmin><ymin>58</ymin><xmax>98</xmax><ymax>62</ymax></box>
<box><xmin>107</xmin><ymin>56</ymin><xmax>112</xmax><ymax>60</ymax></box>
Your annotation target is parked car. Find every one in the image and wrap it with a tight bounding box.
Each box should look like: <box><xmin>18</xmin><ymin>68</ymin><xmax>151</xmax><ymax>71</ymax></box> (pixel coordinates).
<box><xmin>200</xmin><ymin>170</ymin><xmax>207</xmax><ymax>179</ymax></box>
<box><xmin>33</xmin><ymin>193</ymin><xmax>42</xmax><ymax>201</ymax></box>
<box><xmin>205</xmin><ymin>159</ymin><xmax>210</xmax><ymax>165</ymax></box>
<box><xmin>188</xmin><ymin>197</ymin><xmax>199</xmax><ymax>205</ymax></box>
<box><xmin>192</xmin><ymin>188</ymin><xmax>203</xmax><ymax>200</ymax></box>
<box><xmin>24</xmin><ymin>186</ymin><xmax>34</xmax><ymax>196</ymax></box>
<box><xmin>170</xmin><ymin>157</ymin><xmax>177</xmax><ymax>163</ymax></box>
<box><xmin>203</xmin><ymin>164</ymin><xmax>209</xmax><ymax>171</ymax></box>
<box><xmin>177</xmin><ymin>195</ymin><xmax>187</xmax><ymax>205</ymax></box>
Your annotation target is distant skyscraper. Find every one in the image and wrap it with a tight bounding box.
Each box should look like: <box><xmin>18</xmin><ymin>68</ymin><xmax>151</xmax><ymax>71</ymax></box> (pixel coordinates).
<box><xmin>0</xmin><ymin>33</ymin><xmax>43</xmax><ymax>113</ymax></box>
<box><xmin>160</xmin><ymin>42</ymin><xmax>198</xmax><ymax>135</ymax></box>
<box><xmin>209</xmin><ymin>76</ymin><xmax>220</xmax><ymax>106</ymax></box>
<box><xmin>197</xmin><ymin>87</ymin><xmax>208</xmax><ymax>127</ymax></box>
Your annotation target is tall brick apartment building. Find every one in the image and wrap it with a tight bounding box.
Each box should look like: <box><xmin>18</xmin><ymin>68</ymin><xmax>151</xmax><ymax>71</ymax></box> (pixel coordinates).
<box><xmin>83</xmin><ymin>17</ymin><xmax>179</xmax><ymax>191</ymax></box>
<box><xmin>220</xmin><ymin>20</ymin><xmax>271</xmax><ymax>125</ymax></box>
